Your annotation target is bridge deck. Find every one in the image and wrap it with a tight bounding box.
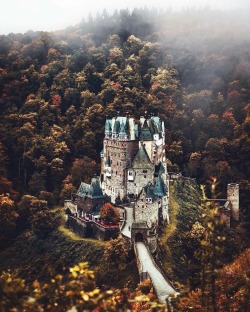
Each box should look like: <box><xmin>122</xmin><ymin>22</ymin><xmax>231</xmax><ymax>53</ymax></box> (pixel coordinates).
<box><xmin>135</xmin><ymin>241</ymin><xmax>177</xmax><ymax>302</ymax></box>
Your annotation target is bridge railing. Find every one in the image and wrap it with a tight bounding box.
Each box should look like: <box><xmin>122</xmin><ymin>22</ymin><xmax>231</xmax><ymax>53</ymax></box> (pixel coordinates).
<box><xmin>134</xmin><ymin>243</ymin><xmax>150</xmax><ymax>281</ymax></box>
<box><xmin>135</xmin><ymin>241</ymin><xmax>177</xmax><ymax>292</ymax></box>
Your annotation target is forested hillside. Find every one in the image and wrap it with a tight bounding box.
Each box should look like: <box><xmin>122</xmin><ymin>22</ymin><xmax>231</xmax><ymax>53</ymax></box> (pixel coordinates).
<box><xmin>1</xmin><ymin>8</ymin><xmax>249</xmax><ymax>201</ymax></box>
<box><xmin>0</xmin><ymin>7</ymin><xmax>250</xmax><ymax>311</ymax></box>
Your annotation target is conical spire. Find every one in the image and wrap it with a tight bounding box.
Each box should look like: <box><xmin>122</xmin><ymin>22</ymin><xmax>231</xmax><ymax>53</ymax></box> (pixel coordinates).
<box><xmin>140</xmin><ymin>119</ymin><xmax>153</xmax><ymax>141</ymax></box>
<box><xmin>154</xmin><ymin>174</ymin><xmax>165</xmax><ymax>196</ymax></box>
<box><xmin>105</xmin><ymin>119</ymin><xmax>112</xmax><ymax>132</ymax></box>
<box><xmin>119</xmin><ymin>121</ymin><xmax>127</xmax><ymax>134</ymax></box>
<box><xmin>113</xmin><ymin>119</ymin><xmax>120</xmax><ymax>134</ymax></box>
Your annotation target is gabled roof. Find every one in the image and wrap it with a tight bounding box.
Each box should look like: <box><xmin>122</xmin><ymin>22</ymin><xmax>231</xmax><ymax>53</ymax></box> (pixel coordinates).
<box><xmin>154</xmin><ymin>174</ymin><xmax>166</xmax><ymax>197</ymax></box>
<box><xmin>140</xmin><ymin>120</ymin><xmax>153</xmax><ymax>141</ymax></box>
<box><xmin>131</xmin><ymin>145</ymin><xmax>154</xmax><ymax>169</ymax></box>
<box><xmin>77</xmin><ymin>177</ymin><xmax>105</xmax><ymax>199</ymax></box>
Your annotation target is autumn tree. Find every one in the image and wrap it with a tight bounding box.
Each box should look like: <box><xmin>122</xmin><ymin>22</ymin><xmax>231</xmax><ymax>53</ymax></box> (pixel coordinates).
<box><xmin>0</xmin><ymin>262</ymin><xmax>167</xmax><ymax>311</ymax></box>
<box><xmin>31</xmin><ymin>210</ymin><xmax>59</xmax><ymax>239</ymax></box>
<box><xmin>71</xmin><ymin>157</ymin><xmax>99</xmax><ymax>186</ymax></box>
<box><xmin>99</xmin><ymin>203</ymin><xmax>120</xmax><ymax>224</ymax></box>
<box><xmin>17</xmin><ymin>195</ymin><xmax>38</xmax><ymax>231</ymax></box>
<box><xmin>0</xmin><ymin>194</ymin><xmax>18</xmax><ymax>250</ymax></box>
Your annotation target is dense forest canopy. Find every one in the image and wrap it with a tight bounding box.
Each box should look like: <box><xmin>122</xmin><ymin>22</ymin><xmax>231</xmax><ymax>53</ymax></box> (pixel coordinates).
<box><xmin>0</xmin><ymin>7</ymin><xmax>250</xmax><ymax>311</ymax></box>
<box><xmin>0</xmin><ymin>7</ymin><xmax>249</xmax><ymax>222</ymax></box>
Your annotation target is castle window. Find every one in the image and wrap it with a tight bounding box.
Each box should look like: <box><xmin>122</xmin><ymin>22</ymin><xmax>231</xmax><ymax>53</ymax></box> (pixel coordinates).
<box><xmin>129</xmin><ymin>171</ymin><xmax>133</xmax><ymax>176</ymax></box>
<box><xmin>142</xmin><ymin>205</ymin><xmax>144</xmax><ymax>208</ymax></box>
<box><xmin>144</xmin><ymin>175</ymin><xmax>146</xmax><ymax>178</ymax></box>
<box><xmin>143</xmin><ymin>170</ymin><xmax>147</xmax><ymax>173</ymax></box>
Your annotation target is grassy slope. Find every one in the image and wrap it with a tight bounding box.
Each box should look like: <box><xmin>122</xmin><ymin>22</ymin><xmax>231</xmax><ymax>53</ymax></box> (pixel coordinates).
<box><xmin>0</xmin><ymin>227</ymin><xmax>105</xmax><ymax>284</ymax></box>
<box><xmin>159</xmin><ymin>179</ymin><xmax>202</xmax><ymax>285</ymax></box>
<box><xmin>0</xmin><ymin>183</ymin><xmax>202</xmax><ymax>290</ymax></box>
<box><xmin>0</xmin><ymin>211</ymin><xmax>139</xmax><ymax>289</ymax></box>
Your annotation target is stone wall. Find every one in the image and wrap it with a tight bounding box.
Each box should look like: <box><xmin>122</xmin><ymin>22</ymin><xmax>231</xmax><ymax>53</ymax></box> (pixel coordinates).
<box><xmin>67</xmin><ymin>216</ymin><xmax>92</xmax><ymax>238</ymax></box>
<box><xmin>102</xmin><ymin>138</ymin><xmax>139</xmax><ymax>202</ymax></box>
<box><xmin>227</xmin><ymin>183</ymin><xmax>239</xmax><ymax>221</ymax></box>
<box><xmin>66</xmin><ymin>216</ymin><xmax>119</xmax><ymax>241</ymax></box>
<box><xmin>127</xmin><ymin>167</ymin><xmax>154</xmax><ymax>196</ymax></box>
<box><xmin>92</xmin><ymin>222</ymin><xmax>120</xmax><ymax>240</ymax></box>
<box><xmin>134</xmin><ymin>189</ymin><xmax>159</xmax><ymax>228</ymax></box>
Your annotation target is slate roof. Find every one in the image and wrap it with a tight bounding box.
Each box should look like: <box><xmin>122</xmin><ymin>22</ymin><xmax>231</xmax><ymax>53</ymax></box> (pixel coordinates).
<box><xmin>105</xmin><ymin>119</ymin><xmax>112</xmax><ymax>133</ymax></box>
<box><xmin>154</xmin><ymin>174</ymin><xmax>166</xmax><ymax>197</ymax></box>
<box><xmin>77</xmin><ymin>177</ymin><xmax>105</xmax><ymax>199</ymax></box>
<box><xmin>113</xmin><ymin>119</ymin><xmax>120</xmax><ymax>133</ymax></box>
<box><xmin>140</xmin><ymin>120</ymin><xmax>153</xmax><ymax>141</ymax></box>
<box><xmin>131</xmin><ymin>145</ymin><xmax>154</xmax><ymax>169</ymax></box>
<box><xmin>119</xmin><ymin>121</ymin><xmax>127</xmax><ymax>134</ymax></box>
<box><xmin>145</xmin><ymin>183</ymin><xmax>156</xmax><ymax>199</ymax></box>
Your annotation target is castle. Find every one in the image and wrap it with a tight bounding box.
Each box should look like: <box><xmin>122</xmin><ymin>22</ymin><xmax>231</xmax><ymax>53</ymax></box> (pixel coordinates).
<box><xmin>65</xmin><ymin>115</ymin><xmax>240</xmax><ymax>240</ymax></box>
<box><xmin>100</xmin><ymin>115</ymin><xmax>169</xmax><ymax>227</ymax></box>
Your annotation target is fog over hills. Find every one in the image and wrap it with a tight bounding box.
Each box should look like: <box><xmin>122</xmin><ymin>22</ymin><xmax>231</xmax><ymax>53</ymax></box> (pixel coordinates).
<box><xmin>1</xmin><ymin>0</ymin><xmax>249</xmax><ymax>34</ymax></box>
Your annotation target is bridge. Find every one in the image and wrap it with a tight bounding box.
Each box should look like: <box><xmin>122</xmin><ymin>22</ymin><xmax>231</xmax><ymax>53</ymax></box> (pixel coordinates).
<box><xmin>135</xmin><ymin>241</ymin><xmax>177</xmax><ymax>303</ymax></box>
<box><xmin>121</xmin><ymin>206</ymin><xmax>178</xmax><ymax>304</ymax></box>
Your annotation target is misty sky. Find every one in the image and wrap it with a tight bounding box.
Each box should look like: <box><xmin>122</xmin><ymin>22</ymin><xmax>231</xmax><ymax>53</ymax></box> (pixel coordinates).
<box><xmin>1</xmin><ymin>0</ymin><xmax>249</xmax><ymax>35</ymax></box>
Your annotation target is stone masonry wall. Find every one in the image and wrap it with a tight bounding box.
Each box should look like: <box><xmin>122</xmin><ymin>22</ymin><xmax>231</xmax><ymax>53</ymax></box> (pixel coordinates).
<box><xmin>227</xmin><ymin>183</ymin><xmax>239</xmax><ymax>221</ymax></box>
<box><xmin>102</xmin><ymin>139</ymin><xmax>139</xmax><ymax>202</ymax></box>
<box><xmin>67</xmin><ymin>216</ymin><xmax>119</xmax><ymax>241</ymax></box>
<box><xmin>135</xmin><ymin>192</ymin><xmax>159</xmax><ymax>228</ymax></box>
<box><xmin>127</xmin><ymin>167</ymin><xmax>154</xmax><ymax>196</ymax></box>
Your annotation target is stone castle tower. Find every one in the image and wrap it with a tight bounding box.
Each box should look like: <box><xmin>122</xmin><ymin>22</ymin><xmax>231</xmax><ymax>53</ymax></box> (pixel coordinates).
<box><xmin>100</xmin><ymin>115</ymin><xmax>169</xmax><ymax>227</ymax></box>
<box><xmin>227</xmin><ymin>183</ymin><xmax>240</xmax><ymax>221</ymax></box>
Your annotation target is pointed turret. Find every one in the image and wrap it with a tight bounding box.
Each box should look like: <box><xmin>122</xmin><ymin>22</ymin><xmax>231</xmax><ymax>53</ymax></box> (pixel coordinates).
<box><xmin>140</xmin><ymin>120</ymin><xmax>153</xmax><ymax>141</ymax></box>
<box><xmin>154</xmin><ymin>174</ymin><xmax>165</xmax><ymax>197</ymax></box>
<box><xmin>119</xmin><ymin>121</ymin><xmax>128</xmax><ymax>140</ymax></box>
<box><xmin>105</xmin><ymin>119</ymin><xmax>112</xmax><ymax>138</ymax></box>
